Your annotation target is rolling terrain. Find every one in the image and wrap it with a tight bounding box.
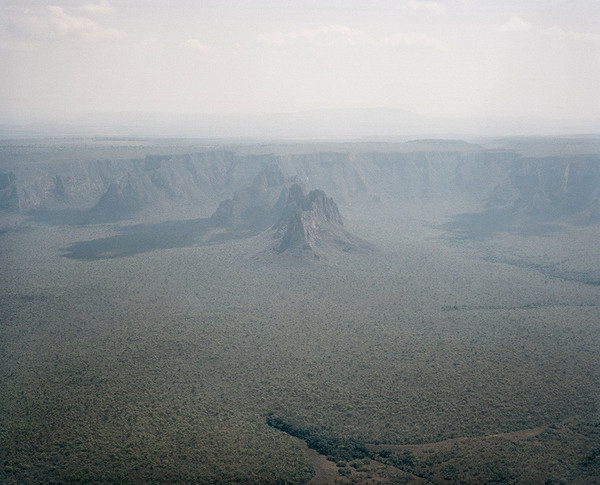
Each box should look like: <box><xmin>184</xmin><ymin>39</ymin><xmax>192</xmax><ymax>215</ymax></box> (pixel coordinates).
<box><xmin>1</xmin><ymin>137</ymin><xmax>599</xmax><ymax>483</ymax></box>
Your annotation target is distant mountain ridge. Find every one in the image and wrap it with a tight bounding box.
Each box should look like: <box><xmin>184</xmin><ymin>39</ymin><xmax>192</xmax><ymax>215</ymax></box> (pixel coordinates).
<box><xmin>4</xmin><ymin>108</ymin><xmax>599</xmax><ymax>139</ymax></box>
<box><xmin>0</xmin><ymin>108</ymin><xmax>426</xmax><ymax>139</ymax></box>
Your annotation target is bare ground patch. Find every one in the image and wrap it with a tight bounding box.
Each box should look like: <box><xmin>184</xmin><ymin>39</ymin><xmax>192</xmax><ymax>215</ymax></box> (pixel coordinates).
<box><xmin>377</xmin><ymin>425</ymin><xmax>548</xmax><ymax>454</ymax></box>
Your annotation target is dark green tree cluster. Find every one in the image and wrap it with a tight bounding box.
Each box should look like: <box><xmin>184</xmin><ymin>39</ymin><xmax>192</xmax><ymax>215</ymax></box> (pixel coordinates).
<box><xmin>266</xmin><ymin>413</ymin><xmax>371</xmax><ymax>462</ymax></box>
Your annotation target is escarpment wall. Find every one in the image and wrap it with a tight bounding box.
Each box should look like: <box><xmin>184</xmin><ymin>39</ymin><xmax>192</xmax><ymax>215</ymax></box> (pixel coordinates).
<box><xmin>2</xmin><ymin>143</ymin><xmax>599</xmax><ymax>225</ymax></box>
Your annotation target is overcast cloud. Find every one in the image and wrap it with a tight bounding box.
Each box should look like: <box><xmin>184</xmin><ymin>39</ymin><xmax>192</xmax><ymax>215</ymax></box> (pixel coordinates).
<box><xmin>1</xmin><ymin>0</ymin><xmax>599</xmax><ymax>128</ymax></box>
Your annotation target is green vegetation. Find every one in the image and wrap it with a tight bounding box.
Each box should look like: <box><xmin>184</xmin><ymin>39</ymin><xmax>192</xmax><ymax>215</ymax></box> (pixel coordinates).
<box><xmin>1</xmin><ymin>139</ymin><xmax>599</xmax><ymax>483</ymax></box>
<box><xmin>266</xmin><ymin>413</ymin><xmax>371</xmax><ymax>462</ymax></box>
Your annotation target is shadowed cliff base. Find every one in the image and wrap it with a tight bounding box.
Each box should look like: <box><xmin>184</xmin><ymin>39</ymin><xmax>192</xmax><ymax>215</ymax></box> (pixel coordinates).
<box><xmin>61</xmin><ymin>218</ymin><xmax>231</xmax><ymax>260</ymax></box>
<box><xmin>441</xmin><ymin>209</ymin><xmax>567</xmax><ymax>239</ymax></box>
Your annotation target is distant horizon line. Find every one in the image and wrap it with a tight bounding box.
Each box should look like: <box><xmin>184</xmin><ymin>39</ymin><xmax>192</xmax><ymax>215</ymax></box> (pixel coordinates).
<box><xmin>3</xmin><ymin>106</ymin><xmax>599</xmax><ymax>123</ymax></box>
<box><xmin>1</xmin><ymin>107</ymin><xmax>599</xmax><ymax>140</ymax></box>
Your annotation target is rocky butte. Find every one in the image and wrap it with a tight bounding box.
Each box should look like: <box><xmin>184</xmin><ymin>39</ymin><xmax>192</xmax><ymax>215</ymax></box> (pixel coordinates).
<box><xmin>273</xmin><ymin>183</ymin><xmax>372</xmax><ymax>259</ymax></box>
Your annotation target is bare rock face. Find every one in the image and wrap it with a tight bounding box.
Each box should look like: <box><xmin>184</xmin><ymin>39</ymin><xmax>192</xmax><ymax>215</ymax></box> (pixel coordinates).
<box><xmin>53</xmin><ymin>175</ymin><xmax>70</xmax><ymax>202</ymax></box>
<box><xmin>275</xmin><ymin>184</ymin><xmax>370</xmax><ymax>259</ymax></box>
<box><xmin>210</xmin><ymin>169</ymin><xmax>372</xmax><ymax>260</ymax></box>
<box><xmin>486</xmin><ymin>157</ymin><xmax>600</xmax><ymax>224</ymax></box>
<box><xmin>211</xmin><ymin>163</ymin><xmax>288</xmax><ymax>227</ymax></box>
<box><xmin>92</xmin><ymin>176</ymin><xmax>155</xmax><ymax>216</ymax></box>
<box><xmin>0</xmin><ymin>172</ymin><xmax>19</xmax><ymax>211</ymax></box>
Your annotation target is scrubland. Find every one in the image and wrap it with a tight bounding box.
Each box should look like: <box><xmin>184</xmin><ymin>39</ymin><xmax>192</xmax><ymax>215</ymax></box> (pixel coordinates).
<box><xmin>1</xmin><ymin>140</ymin><xmax>599</xmax><ymax>483</ymax></box>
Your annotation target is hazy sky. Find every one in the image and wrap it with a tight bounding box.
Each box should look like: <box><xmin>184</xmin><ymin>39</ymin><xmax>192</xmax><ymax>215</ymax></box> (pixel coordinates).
<box><xmin>1</xmin><ymin>0</ymin><xmax>599</xmax><ymax>124</ymax></box>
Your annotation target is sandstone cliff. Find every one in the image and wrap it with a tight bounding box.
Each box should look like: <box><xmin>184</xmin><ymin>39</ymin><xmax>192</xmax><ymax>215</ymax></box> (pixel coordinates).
<box><xmin>211</xmin><ymin>163</ymin><xmax>289</xmax><ymax>228</ymax></box>
<box><xmin>274</xmin><ymin>184</ymin><xmax>371</xmax><ymax>259</ymax></box>
<box><xmin>2</xmin><ymin>139</ymin><xmax>599</xmax><ymax>231</ymax></box>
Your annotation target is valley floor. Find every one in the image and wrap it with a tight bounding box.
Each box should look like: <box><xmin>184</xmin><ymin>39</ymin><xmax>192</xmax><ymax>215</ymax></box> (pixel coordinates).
<box><xmin>1</xmin><ymin>199</ymin><xmax>599</xmax><ymax>483</ymax></box>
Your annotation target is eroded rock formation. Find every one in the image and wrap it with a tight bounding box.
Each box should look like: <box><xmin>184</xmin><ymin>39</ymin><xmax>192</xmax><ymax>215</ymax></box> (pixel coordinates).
<box><xmin>274</xmin><ymin>184</ymin><xmax>370</xmax><ymax>259</ymax></box>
